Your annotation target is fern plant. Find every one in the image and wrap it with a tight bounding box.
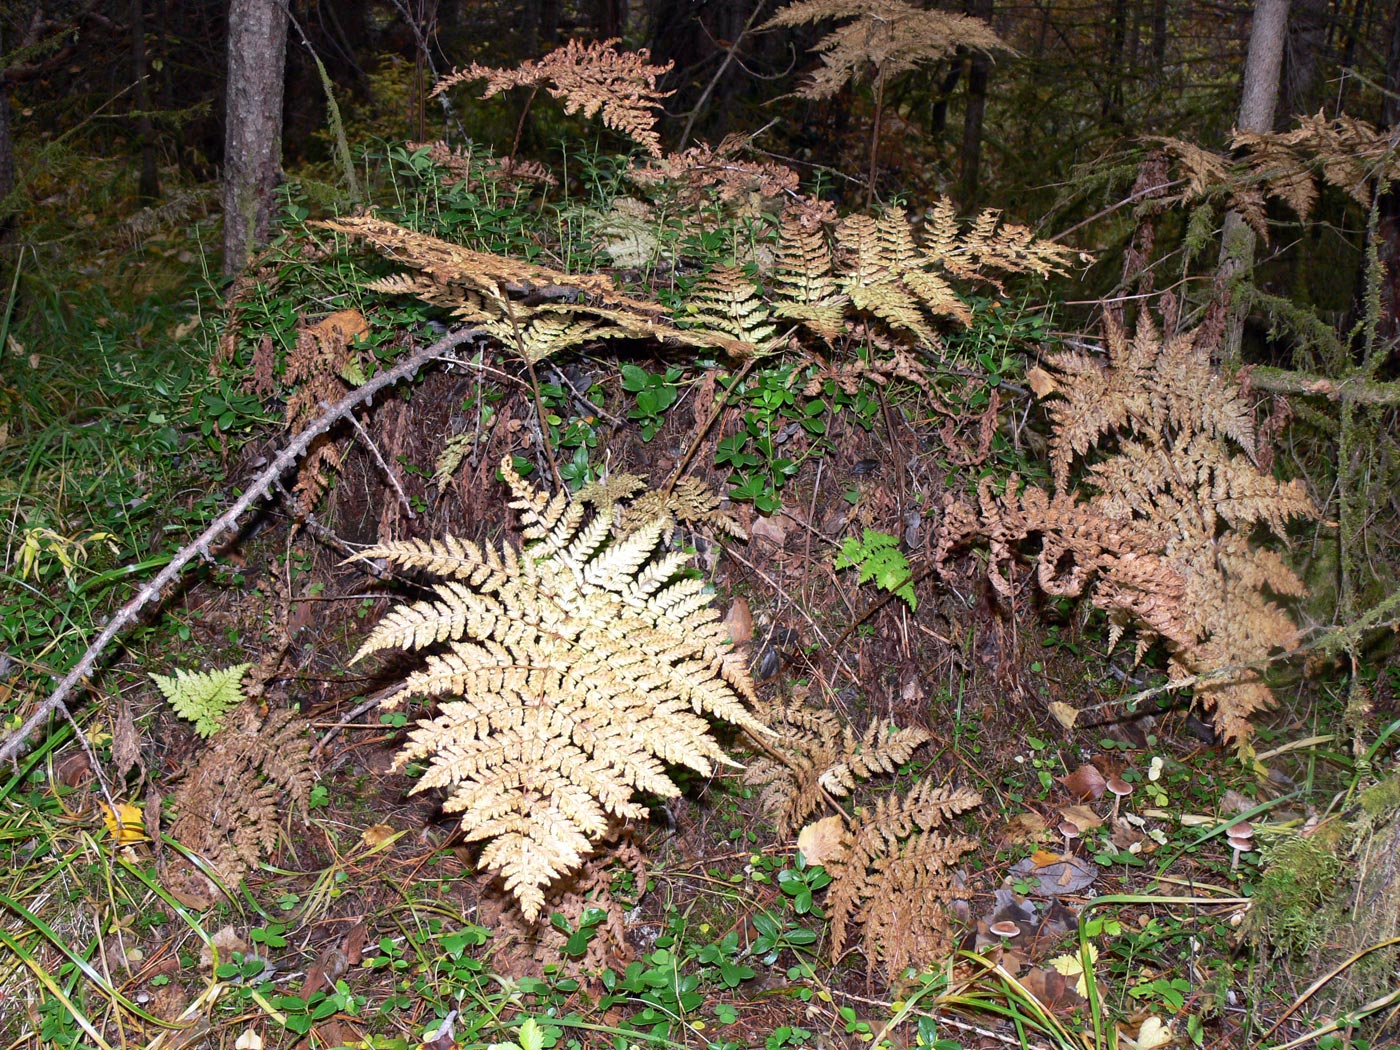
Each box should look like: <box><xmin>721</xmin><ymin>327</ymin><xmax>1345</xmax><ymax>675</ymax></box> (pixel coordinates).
<box><xmin>745</xmin><ymin>697</ymin><xmax>931</xmax><ymax>836</ymax></box>
<box><xmin>151</xmin><ymin>663</ymin><xmax>250</xmax><ymax>738</ymax></box>
<box><xmin>834</xmin><ymin>529</ymin><xmax>916</xmax><ymax>610</ymax></box>
<box><xmin>351</xmin><ymin>458</ymin><xmax>766</xmax><ymax>920</ymax></box>
<box><xmin>936</xmin><ymin>313</ymin><xmax>1317</xmax><ymax>753</ymax></box>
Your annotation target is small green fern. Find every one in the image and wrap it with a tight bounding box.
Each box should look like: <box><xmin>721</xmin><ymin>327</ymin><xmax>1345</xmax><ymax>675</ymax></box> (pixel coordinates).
<box><xmin>835</xmin><ymin>529</ymin><xmax>916</xmax><ymax>610</ymax></box>
<box><xmin>151</xmin><ymin>663</ymin><xmax>251</xmax><ymax>738</ymax></box>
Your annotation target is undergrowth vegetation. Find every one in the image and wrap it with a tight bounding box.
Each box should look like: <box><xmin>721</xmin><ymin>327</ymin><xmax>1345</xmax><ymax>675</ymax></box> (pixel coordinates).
<box><xmin>4</xmin><ymin>9</ymin><xmax>1400</xmax><ymax>1050</ymax></box>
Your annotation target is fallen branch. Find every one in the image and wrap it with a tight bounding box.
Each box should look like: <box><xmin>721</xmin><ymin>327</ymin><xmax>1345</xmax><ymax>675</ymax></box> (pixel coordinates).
<box><xmin>0</xmin><ymin>325</ymin><xmax>480</xmax><ymax>769</ymax></box>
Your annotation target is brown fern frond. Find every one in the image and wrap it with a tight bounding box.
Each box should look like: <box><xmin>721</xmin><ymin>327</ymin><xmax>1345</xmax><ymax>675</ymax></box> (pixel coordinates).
<box><xmin>1155</xmin><ymin>136</ymin><xmax>1269</xmax><ymax>239</ymax></box>
<box><xmin>435</xmin><ymin>39</ymin><xmax>672</xmax><ymax>157</ymax></box>
<box><xmin>169</xmin><ymin>702</ymin><xmax>313</xmax><ymax>887</ymax></box>
<box><xmin>837</xmin><ymin>213</ymin><xmax>937</xmax><ymax>344</ymax></box>
<box><xmin>822</xmin><ymin>780</ymin><xmax>981</xmax><ymax>970</ymax></box>
<box><xmin>351</xmin><ymin>458</ymin><xmax>766</xmax><ymax>921</ymax></box>
<box><xmin>282</xmin><ymin>309</ymin><xmax>370</xmax><ymax>512</ymax></box>
<box><xmin>772</xmin><ymin>209</ymin><xmax>849</xmax><ymax>341</ymax></box>
<box><xmin>762</xmin><ymin>0</ymin><xmax>1008</xmax><ymax>100</ymax></box>
<box><xmin>631</xmin><ymin>134</ymin><xmax>801</xmax><ymax>204</ymax></box>
<box><xmin>744</xmin><ymin>698</ymin><xmax>931</xmax><ymax>837</ymax></box>
<box><xmin>938</xmin><ymin>312</ymin><xmax>1317</xmax><ymax>753</ymax></box>
<box><xmin>619</xmin><ymin>476</ymin><xmax>748</xmax><ymax>542</ymax></box>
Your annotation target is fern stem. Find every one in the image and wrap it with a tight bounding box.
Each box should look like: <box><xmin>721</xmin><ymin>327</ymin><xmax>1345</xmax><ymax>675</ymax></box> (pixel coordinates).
<box><xmin>502</xmin><ymin>296</ymin><xmax>564</xmax><ymax>490</ymax></box>
<box><xmin>866</xmin><ymin>70</ymin><xmax>885</xmax><ymax>207</ymax></box>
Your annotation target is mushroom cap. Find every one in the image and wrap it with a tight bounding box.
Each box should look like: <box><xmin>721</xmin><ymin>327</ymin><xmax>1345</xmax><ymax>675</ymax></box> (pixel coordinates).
<box><xmin>1058</xmin><ymin>820</ymin><xmax>1081</xmax><ymax>838</ymax></box>
<box><xmin>989</xmin><ymin>921</ymin><xmax>1021</xmax><ymax>938</ymax></box>
<box><xmin>1229</xmin><ymin>820</ymin><xmax>1254</xmax><ymax>836</ymax></box>
<box><xmin>1106</xmin><ymin>776</ymin><xmax>1133</xmax><ymax>796</ymax></box>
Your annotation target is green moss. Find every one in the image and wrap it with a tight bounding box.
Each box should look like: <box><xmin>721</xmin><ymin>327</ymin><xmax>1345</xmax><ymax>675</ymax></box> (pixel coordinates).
<box><xmin>1249</xmin><ymin>835</ymin><xmax>1343</xmax><ymax>957</ymax></box>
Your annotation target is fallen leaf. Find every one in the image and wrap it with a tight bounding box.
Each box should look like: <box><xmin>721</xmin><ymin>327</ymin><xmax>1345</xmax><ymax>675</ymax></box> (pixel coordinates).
<box><xmin>1026</xmin><ymin>365</ymin><xmax>1058</xmax><ymax>398</ymax></box>
<box><xmin>1048</xmin><ymin>700</ymin><xmax>1080</xmax><ymax>729</ymax></box>
<box><xmin>299</xmin><ymin>946</ymin><xmax>349</xmax><ymax>1000</ymax></box>
<box><xmin>750</xmin><ymin>514</ymin><xmax>787</xmax><ymax>547</ymax></box>
<box><xmin>1057</xmin><ymin>803</ymin><xmax>1103</xmax><ymax>831</ymax></box>
<box><xmin>200</xmin><ymin>926</ymin><xmax>248</xmax><ymax>970</ymax></box>
<box><xmin>1048</xmin><ymin>942</ymin><xmax>1098</xmax><ymax>997</ymax></box>
<box><xmin>234</xmin><ymin>1030</ymin><xmax>263</xmax><ymax>1050</ymax></box>
<box><xmin>1001</xmin><ymin>811</ymin><xmax>1049</xmax><ymax>846</ymax></box>
<box><xmin>103</xmin><ymin>802</ymin><xmax>149</xmax><ymax>844</ymax></box>
<box><xmin>723</xmin><ymin>597</ymin><xmax>753</xmax><ymax>645</ymax></box>
<box><xmin>1122</xmin><ymin>1016</ymin><xmax>1173</xmax><ymax>1049</ymax></box>
<box><xmin>361</xmin><ymin>823</ymin><xmax>398</xmax><ymax>848</ymax></box>
<box><xmin>1058</xmin><ymin>763</ymin><xmax>1106</xmax><ymax>801</ymax></box>
<box><xmin>1012</xmin><ymin>854</ymin><xmax>1099</xmax><ymax>896</ymax></box>
<box><xmin>163</xmin><ymin>860</ymin><xmax>217</xmax><ymax>910</ymax></box>
<box><xmin>1020</xmin><ymin>965</ymin><xmax>1086</xmax><ymax>1013</ymax></box>
<box><xmin>797</xmin><ymin>816</ymin><xmax>846</xmax><ymax>867</ymax></box>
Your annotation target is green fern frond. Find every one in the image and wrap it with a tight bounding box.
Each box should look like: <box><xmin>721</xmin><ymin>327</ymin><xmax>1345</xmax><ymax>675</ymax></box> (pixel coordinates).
<box><xmin>151</xmin><ymin>663</ymin><xmax>251</xmax><ymax>739</ymax></box>
<box><xmin>835</xmin><ymin>529</ymin><xmax>916</xmax><ymax>610</ymax></box>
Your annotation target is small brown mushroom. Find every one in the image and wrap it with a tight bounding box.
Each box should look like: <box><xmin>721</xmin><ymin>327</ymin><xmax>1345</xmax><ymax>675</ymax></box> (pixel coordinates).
<box><xmin>1225</xmin><ymin>821</ymin><xmax>1255</xmax><ymax>872</ymax></box>
<box><xmin>1059</xmin><ymin>819</ymin><xmax>1081</xmax><ymax>855</ymax></box>
<box><xmin>1105</xmin><ymin>776</ymin><xmax>1133</xmax><ymax>821</ymax></box>
<box><xmin>988</xmin><ymin>920</ymin><xmax>1021</xmax><ymax>939</ymax></box>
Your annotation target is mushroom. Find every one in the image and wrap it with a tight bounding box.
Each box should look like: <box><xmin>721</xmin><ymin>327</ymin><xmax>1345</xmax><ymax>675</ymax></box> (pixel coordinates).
<box><xmin>1225</xmin><ymin>821</ymin><xmax>1255</xmax><ymax>872</ymax></box>
<box><xmin>1105</xmin><ymin>776</ymin><xmax>1133</xmax><ymax>821</ymax></box>
<box><xmin>1058</xmin><ymin>819</ymin><xmax>1081</xmax><ymax>855</ymax></box>
<box><xmin>988</xmin><ymin>921</ymin><xmax>1020</xmax><ymax>940</ymax></box>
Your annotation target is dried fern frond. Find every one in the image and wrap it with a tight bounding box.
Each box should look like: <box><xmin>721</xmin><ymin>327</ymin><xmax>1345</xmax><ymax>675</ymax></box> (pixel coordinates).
<box><xmin>1236</xmin><ymin>112</ymin><xmax>1399</xmax><ymax>216</ymax></box>
<box><xmin>937</xmin><ymin>314</ymin><xmax>1316</xmax><ymax>753</ymax></box>
<box><xmin>351</xmin><ymin>458</ymin><xmax>767</xmax><ymax>921</ymax></box>
<box><xmin>762</xmin><ymin>0</ymin><xmax>1009</xmax><ymax>100</ymax></box>
<box><xmin>684</xmin><ymin>266</ymin><xmax>782</xmax><ymax>356</ymax></box>
<box><xmin>744</xmin><ymin>698</ymin><xmax>931</xmax><ymax>838</ymax></box>
<box><xmin>1154</xmin><ymin>136</ymin><xmax>1269</xmax><ymax>239</ymax></box>
<box><xmin>283</xmin><ymin>309</ymin><xmax>370</xmax><ymax>511</ymax></box>
<box><xmin>617</xmin><ymin>476</ymin><xmax>748</xmax><ymax>542</ymax></box>
<box><xmin>630</xmin><ymin>134</ymin><xmax>802</xmax><ymax>205</ymax></box>
<box><xmin>169</xmin><ymin>703</ymin><xmax>313</xmax><ymax>887</ymax></box>
<box><xmin>772</xmin><ymin>209</ymin><xmax>849</xmax><ymax>341</ymax></box>
<box><xmin>435</xmin><ymin>39</ymin><xmax>672</xmax><ymax>157</ymax></box>
<box><xmin>820</xmin><ymin>781</ymin><xmax>981</xmax><ymax>971</ymax></box>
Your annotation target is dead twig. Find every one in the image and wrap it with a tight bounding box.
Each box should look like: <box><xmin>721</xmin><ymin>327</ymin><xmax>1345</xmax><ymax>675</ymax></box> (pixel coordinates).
<box><xmin>0</xmin><ymin>326</ymin><xmax>481</xmax><ymax>770</ymax></box>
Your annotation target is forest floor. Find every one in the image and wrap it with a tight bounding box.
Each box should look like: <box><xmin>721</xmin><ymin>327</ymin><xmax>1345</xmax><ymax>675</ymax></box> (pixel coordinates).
<box><xmin>1</xmin><ymin>337</ymin><xmax>1357</xmax><ymax>1050</ymax></box>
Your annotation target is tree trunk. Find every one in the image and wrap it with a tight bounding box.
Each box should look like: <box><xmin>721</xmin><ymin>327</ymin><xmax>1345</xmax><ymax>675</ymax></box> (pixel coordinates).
<box><xmin>1372</xmin><ymin>0</ymin><xmax>1400</xmax><ymax>352</ymax></box>
<box><xmin>0</xmin><ymin>22</ymin><xmax>15</xmax><ymax>241</ymax></box>
<box><xmin>959</xmin><ymin>0</ymin><xmax>992</xmax><ymax>207</ymax></box>
<box><xmin>1214</xmin><ymin>0</ymin><xmax>1290</xmax><ymax>366</ymax></box>
<box><xmin>1281</xmin><ymin>0</ymin><xmax>1329</xmax><ymax>124</ymax></box>
<box><xmin>1151</xmin><ymin>0</ymin><xmax>1168</xmax><ymax>78</ymax></box>
<box><xmin>222</xmin><ymin>0</ymin><xmax>288</xmax><ymax>276</ymax></box>
<box><xmin>132</xmin><ymin>0</ymin><xmax>160</xmax><ymax>203</ymax></box>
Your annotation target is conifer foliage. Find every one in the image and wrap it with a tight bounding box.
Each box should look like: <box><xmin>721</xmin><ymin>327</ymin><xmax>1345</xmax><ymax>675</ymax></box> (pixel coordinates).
<box><xmin>351</xmin><ymin>459</ymin><xmax>767</xmax><ymax>921</ymax></box>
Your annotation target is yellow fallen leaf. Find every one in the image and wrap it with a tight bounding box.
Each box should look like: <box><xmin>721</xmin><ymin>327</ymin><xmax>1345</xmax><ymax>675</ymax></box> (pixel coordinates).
<box><xmin>1026</xmin><ymin>365</ymin><xmax>1058</xmax><ymax>398</ymax></box>
<box><xmin>1048</xmin><ymin>700</ymin><xmax>1079</xmax><ymax>729</ymax></box>
<box><xmin>1127</xmin><ymin>1016</ymin><xmax>1173</xmax><ymax>1049</ymax></box>
<box><xmin>361</xmin><ymin>823</ymin><xmax>398</xmax><ymax>848</ymax></box>
<box><xmin>1048</xmin><ymin>943</ymin><xmax>1098</xmax><ymax>998</ymax></box>
<box><xmin>102</xmin><ymin>802</ymin><xmax>149</xmax><ymax>844</ymax></box>
<box><xmin>796</xmin><ymin>816</ymin><xmax>846</xmax><ymax>867</ymax></box>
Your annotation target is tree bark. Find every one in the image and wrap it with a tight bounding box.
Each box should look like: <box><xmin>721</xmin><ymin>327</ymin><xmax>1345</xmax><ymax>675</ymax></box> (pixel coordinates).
<box><xmin>1281</xmin><ymin>0</ymin><xmax>1328</xmax><ymax>123</ymax></box>
<box><xmin>131</xmin><ymin>0</ymin><xmax>160</xmax><ymax>203</ymax></box>
<box><xmin>1214</xmin><ymin>0</ymin><xmax>1290</xmax><ymax>366</ymax></box>
<box><xmin>222</xmin><ymin>0</ymin><xmax>289</xmax><ymax>276</ymax></box>
<box><xmin>959</xmin><ymin>0</ymin><xmax>993</xmax><ymax>207</ymax></box>
<box><xmin>0</xmin><ymin>23</ymin><xmax>15</xmax><ymax>240</ymax></box>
